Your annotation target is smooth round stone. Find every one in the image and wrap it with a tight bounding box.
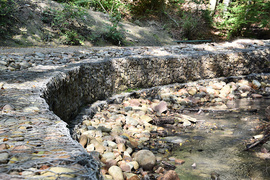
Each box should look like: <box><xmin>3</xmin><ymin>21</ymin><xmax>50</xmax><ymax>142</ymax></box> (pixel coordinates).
<box><xmin>106</xmin><ymin>140</ymin><xmax>117</xmax><ymax>149</ymax></box>
<box><xmin>119</xmin><ymin>161</ymin><xmax>132</xmax><ymax>172</ymax></box>
<box><xmin>125</xmin><ymin>147</ymin><xmax>133</xmax><ymax>154</ymax></box>
<box><xmin>86</xmin><ymin>144</ymin><xmax>95</xmax><ymax>152</ymax></box>
<box><xmin>19</xmin><ymin>61</ymin><xmax>32</xmax><ymax>69</ymax></box>
<box><xmin>2</xmin><ymin>104</ymin><xmax>15</xmax><ymax>113</ymax></box>
<box><xmin>23</xmin><ymin>106</ymin><xmax>40</xmax><ymax>113</ymax></box>
<box><xmin>79</xmin><ymin>135</ymin><xmax>88</xmax><ymax>147</ymax></box>
<box><xmin>111</xmin><ymin>126</ymin><xmax>124</xmax><ymax>135</ymax></box>
<box><xmin>82</xmin><ymin>130</ymin><xmax>96</xmax><ymax>138</ymax></box>
<box><xmin>126</xmin><ymin>116</ymin><xmax>139</xmax><ymax>126</ymax></box>
<box><xmin>153</xmin><ymin>101</ymin><xmax>168</xmax><ymax>114</ymax></box>
<box><xmin>124</xmin><ymin>106</ymin><xmax>133</xmax><ymax>112</ymax></box>
<box><xmin>140</xmin><ymin>115</ymin><xmax>152</xmax><ymax>123</ymax></box>
<box><xmin>82</xmin><ymin>120</ymin><xmax>92</xmax><ymax>126</ymax></box>
<box><xmin>42</xmin><ymin>167</ymin><xmax>75</xmax><ymax>178</ymax></box>
<box><xmin>21</xmin><ymin>168</ymin><xmax>36</xmax><ymax>176</ymax></box>
<box><xmin>102</xmin><ymin>152</ymin><xmax>115</xmax><ymax>161</ymax></box>
<box><xmin>95</xmin><ymin>144</ymin><xmax>105</xmax><ymax>154</ymax></box>
<box><xmin>108</xmin><ymin>166</ymin><xmax>124</xmax><ymax>180</ymax></box>
<box><xmin>4</xmin><ymin>118</ymin><xmax>17</xmax><ymax>126</ymax></box>
<box><xmin>117</xmin><ymin>143</ymin><xmax>126</xmax><ymax>152</ymax></box>
<box><xmin>128</xmin><ymin>161</ymin><xmax>139</xmax><ymax>170</ymax></box>
<box><xmin>187</xmin><ymin>87</ymin><xmax>197</xmax><ymax>95</ymax></box>
<box><xmin>158</xmin><ymin>170</ymin><xmax>180</xmax><ymax>180</ymax></box>
<box><xmin>252</xmin><ymin>80</ymin><xmax>261</xmax><ymax>89</ymax></box>
<box><xmin>123</xmin><ymin>173</ymin><xmax>140</xmax><ymax>180</ymax></box>
<box><xmin>0</xmin><ymin>153</ymin><xmax>9</xmax><ymax>163</ymax></box>
<box><xmin>134</xmin><ymin>150</ymin><xmax>156</xmax><ymax>171</ymax></box>
<box><xmin>97</xmin><ymin>125</ymin><xmax>111</xmax><ymax>132</ymax></box>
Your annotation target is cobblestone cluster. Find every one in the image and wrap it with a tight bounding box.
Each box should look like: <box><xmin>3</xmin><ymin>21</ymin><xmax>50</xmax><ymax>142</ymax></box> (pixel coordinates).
<box><xmin>73</xmin><ymin>75</ymin><xmax>270</xmax><ymax>180</ymax></box>
<box><xmin>0</xmin><ymin>39</ymin><xmax>269</xmax><ymax>179</ymax></box>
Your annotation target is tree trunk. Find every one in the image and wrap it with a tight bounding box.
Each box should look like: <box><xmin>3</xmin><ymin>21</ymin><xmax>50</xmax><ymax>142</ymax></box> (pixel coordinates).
<box><xmin>209</xmin><ymin>0</ymin><xmax>217</xmax><ymax>11</ymax></box>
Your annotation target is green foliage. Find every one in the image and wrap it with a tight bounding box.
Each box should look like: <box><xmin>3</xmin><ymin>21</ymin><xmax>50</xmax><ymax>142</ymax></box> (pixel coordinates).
<box><xmin>175</xmin><ymin>0</ymin><xmax>212</xmax><ymax>40</ymax></box>
<box><xmin>55</xmin><ymin>0</ymin><xmax>128</xmax><ymax>16</ymax></box>
<box><xmin>44</xmin><ymin>0</ymin><xmax>126</xmax><ymax>45</ymax></box>
<box><xmin>103</xmin><ymin>13</ymin><xmax>125</xmax><ymax>45</ymax></box>
<box><xmin>0</xmin><ymin>0</ymin><xmax>16</xmax><ymax>37</ymax></box>
<box><xmin>42</xmin><ymin>3</ymin><xmax>89</xmax><ymax>45</ymax></box>
<box><xmin>131</xmin><ymin>0</ymin><xmax>166</xmax><ymax>15</ymax></box>
<box><xmin>180</xmin><ymin>12</ymin><xmax>199</xmax><ymax>39</ymax></box>
<box><xmin>215</xmin><ymin>0</ymin><xmax>270</xmax><ymax>38</ymax></box>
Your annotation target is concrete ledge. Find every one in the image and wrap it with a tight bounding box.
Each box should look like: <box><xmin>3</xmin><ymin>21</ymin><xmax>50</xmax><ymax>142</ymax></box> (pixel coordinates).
<box><xmin>0</xmin><ymin>40</ymin><xmax>269</xmax><ymax>179</ymax></box>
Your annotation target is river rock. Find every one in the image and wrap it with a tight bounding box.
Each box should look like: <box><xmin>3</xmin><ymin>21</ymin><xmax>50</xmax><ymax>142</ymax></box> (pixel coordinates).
<box><xmin>251</xmin><ymin>94</ymin><xmax>263</xmax><ymax>98</ymax></box>
<box><xmin>129</xmin><ymin>99</ymin><xmax>141</xmax><ymax>107</ymax></box>
<box><xmin>117</xmin><ymin>143</ymin><xmax>126</xmax><ymax>152</ymax></box>
<box><xmin>124</xmin><ymin>172</ymin><xmax>140</xmax><ymax>180</ymax></box>
<box><xmin>211</xmin><ymin>82</ymin><xmax>224</xmax><ymax>90</ymax></box>
<box><xmin>105</xmin><ymin>159</ymin><xmax>117</xmax><ymax>168</ymax></box>
<box><xmin>140</xmin><ymin>115</ymin><xmax>152</xmax><ymax>123</ymax></box>
<box><xmin>95</xmin><ymin>143</ymin><xmax>105</xmax><ymax>154</ymax></box>
<box><xmin>79</xmin><ymin>135</ymin><xmax>88</xmax><ymax>147</ymax></box>
<box><xmin>219</xmin><ymin>84</ymin><xmax>231</xmax><ymax>98</ymax></box>
<box><xmin>128</xmin><ymin>161</ymin><xmax>139</xmax><ymax>170</ymax></box>
<box><xmin>153</xmin><ymin>101</ymin><xmax>168</xmax><ymax>114</ymax></box>
<box><xmin>119</xmin><ymin>161</ymin><xmax>132</xmax><ymax>172</ymax></box>
<box><xmin>86</xmin><ymin>144</ymin><xmax>95</xmax><ymax>152</ymax></box>
<box><xmin>0</xmin><ymin>143</ymin><xmax>7</xmax><ymax>151</ymax></box>
<box><xmin>238</xmin><ymin>84</ymin><xmax>251</xmax><ymax>92</ymax></box>
<box><xmin>0</xmin><ymin>153</ymin><xmax>9</xmax><ymax>163</ymax></box>
<box><xmin>42</xmin><ymin>167</ymin><xmax>75</xmax><ymax>178</ymax></box>
<box><xmin>102</xmin><ymin>152</ymin><xmax>115</xmax><ymax>161</ymax></box>
<box><xmin>157</xmin><ymin>170</ymin><xmax>180</xmax><ymax>180</ymax></box>
<box><xmin>106</xmin><ymin>140</ymin><xmax>117</xmax><ymax>149</ymax></box>
<box><xmin>125</xmin><ymin>146</ymin><xmax>133</xmax><ymax>154</ymax></box>
<box><xmin>134</xmin><ymin>150</ymin><xmax>156</xmax><ymax>170</ymax></box>
<box><xmin>252</xmin><ymin>80</ymin><xmax>261</xmax><ymax>89</ymax></box>
<box><xmin>114</xmin><ymin>136</ymin><xmax>127</xmax><ymax>144</ymax></box>
<box><xmin>187</xmin><ymin>87</ymin><xmax>197</xmax><ymax>95</ymax></box>
<box><xmin>126</xmin><ymin>116</ymin><xmax>139</xmax><ymax>126</ymax></box>
<box><xmin>108</xmin><ymin>166</ymin><xmax>124</xmax><ymax>180</ymax></box>
<box><xmin>175</xmin><ymin>159</ymin><xmax>185</xmax><ymax>164</ymax></box>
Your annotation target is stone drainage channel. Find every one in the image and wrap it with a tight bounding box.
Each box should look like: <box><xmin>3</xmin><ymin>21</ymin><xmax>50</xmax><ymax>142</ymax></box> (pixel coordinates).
<box><xmin>0</xmin><ymin>40</ymin><xmax>269</xmax><ymax>179</ymax></box>
<box><xmin>72</xmin><ymin>76</ymin><xmax>270</xmax><ymax>180</ymax></box>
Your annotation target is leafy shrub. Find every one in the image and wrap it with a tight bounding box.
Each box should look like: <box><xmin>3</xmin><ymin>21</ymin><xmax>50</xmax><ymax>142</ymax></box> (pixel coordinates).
<box><xmin>42</xmin><ymin>3</ymin><xmax>89</xmax><ymax>45</ymax></box>
<box><xmin>131</xmin><ymin>0</ymin><xmax>166</xmax><ymax>15</ymax></box>
<box><xmin>215</xmin><ymin>0</ymin><xmax>270</xmax><ymax>38</ymax></box>
<box><xmin>102</xmin><ymin>14</ymin><xmax>125</xmax><ymax>45</ymax></box>
<box><xmin>180</xmin><ymin>12</ymin><xmax>199</xmax><ymax>39</ymax></box>
<box><xmin>0</xmin><ymin>0</ymin><xmax>16</xmax><ymax>37</ymax></box>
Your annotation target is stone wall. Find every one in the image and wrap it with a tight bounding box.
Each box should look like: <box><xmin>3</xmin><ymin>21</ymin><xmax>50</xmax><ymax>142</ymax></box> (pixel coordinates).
<box><xmin>43</xmin><ymin>47</ymin><xmax>270</xmax><ymax>123</ymax></box>
<box><xmin>0</xmin><ymin>40</ymin><xmax>269</xmax><ymax>179</ymax></box>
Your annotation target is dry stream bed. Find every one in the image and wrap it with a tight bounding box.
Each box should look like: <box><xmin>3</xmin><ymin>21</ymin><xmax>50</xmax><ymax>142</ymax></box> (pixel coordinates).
<box><xmin>72</xmin><ymin>76</ymin><xmax>270</xmax><ymax>180</ymax></box>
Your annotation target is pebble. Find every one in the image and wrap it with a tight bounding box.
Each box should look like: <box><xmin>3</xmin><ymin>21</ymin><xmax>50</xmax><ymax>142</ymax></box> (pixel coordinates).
<box><xmin>108</xmin><ymin>166</ymin><xmax>124</xmax><ymax>180</ymax></box>
<box><xmin>0</xmin><ymin>153</ymin><xmax>9</xmax><ymax>163</ymax></box>
<box><xmin>134</xmin><ymin>150</ymin><xmax>156</xmax><ymax>170</ymax></box>
<box><xmin>157</xmin><ymin>170</ymin><xmax>180</xmax><ymax>180</ymax></box>
<box><xmin>72</xmin><ymin>75</ymin><xmax>270</xmax><ymax>178</ymax></box>
<box><xmin>2</xmin><ymin>104</ymin><xmax>15</xmax><ymax>113</ymax></box>
<box><xmin>102</xmin><ymin>152</ymin><xmax>116</xmax><ymax>161</ymax></box>
<box><xmin>41</xmin><ymin>167</ymin><xmax>75</xmax><ymax>178</ymax></box>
